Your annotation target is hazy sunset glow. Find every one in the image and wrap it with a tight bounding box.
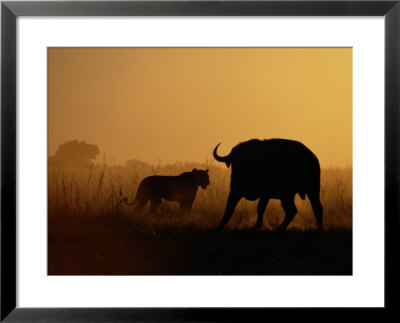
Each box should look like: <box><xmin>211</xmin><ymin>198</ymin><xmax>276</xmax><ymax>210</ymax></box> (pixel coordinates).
<box><xmin>48</xmin><ymin>47</ymin><xmax>353</xmax><ymax>276</ymax></box>
<box><xmin>48</xmin><ymin>47</ymin><xmax>352</xmax><ymax>167</ymax></box>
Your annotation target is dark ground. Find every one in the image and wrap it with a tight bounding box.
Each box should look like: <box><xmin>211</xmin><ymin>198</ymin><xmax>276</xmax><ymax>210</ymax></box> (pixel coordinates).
<box><xmin>48</xmin><ymin>215</ymin><xmax>352</xmax><ymax>275</ymax></box>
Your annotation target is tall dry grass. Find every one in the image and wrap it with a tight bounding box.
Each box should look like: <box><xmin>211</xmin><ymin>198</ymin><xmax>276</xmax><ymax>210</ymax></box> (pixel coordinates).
<box><xmin>48</xmin><ymin>162</ymin><xmax>352</xmax><ymax>231</ymax></box>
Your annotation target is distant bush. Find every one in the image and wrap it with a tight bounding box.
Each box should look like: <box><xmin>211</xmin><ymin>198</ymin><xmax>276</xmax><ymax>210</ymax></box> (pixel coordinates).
<box><xmin>49</xmin><ymin>140</ymin><xmax>100</xmax><ymax>168</ymax></box>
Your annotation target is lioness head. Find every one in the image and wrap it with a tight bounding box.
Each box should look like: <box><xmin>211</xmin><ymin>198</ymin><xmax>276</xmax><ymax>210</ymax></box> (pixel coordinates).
<box><xmin>192</xmin><ymin>168</ymin><xmax>210</xmax><ymax>189</ymax></box>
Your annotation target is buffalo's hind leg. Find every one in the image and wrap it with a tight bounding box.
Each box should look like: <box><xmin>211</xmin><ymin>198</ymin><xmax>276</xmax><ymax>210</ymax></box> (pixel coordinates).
<box><xmin>276</xmin><ymin>196</ymin><xmax>297</xmax><ymax>232</ymax></box>
<box><xmin>308</xmin><ymin>192</ymin><xmax>323</xmax><ymax>231</ymax></box>
<box><xmin>254</xmin><ymin>197</ymin><xmax>269</xmax><ymax>229</ymax></box>
<box><xmin>217</xmin><ymin>191</ymin><xmax>241</xmax><ymax>230</ymax></box>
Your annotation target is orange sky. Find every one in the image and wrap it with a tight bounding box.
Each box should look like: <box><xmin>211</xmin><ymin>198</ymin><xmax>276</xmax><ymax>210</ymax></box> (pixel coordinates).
<box><xmin>48</xmin><ymin>48</ymin><xmax>352</xmax><ymax>167</ymax></box>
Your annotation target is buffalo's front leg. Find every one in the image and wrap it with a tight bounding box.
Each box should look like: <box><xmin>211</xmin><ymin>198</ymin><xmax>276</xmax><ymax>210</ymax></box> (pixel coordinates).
<box><xmin>254</xmin><ymin>197</ymin><xmax>269</xmax><ymax>229</ymax></box>
<box><xmin>217</xmin><ymin>191</ymin><xmax>242</xmax><ymax>230</ymax></box>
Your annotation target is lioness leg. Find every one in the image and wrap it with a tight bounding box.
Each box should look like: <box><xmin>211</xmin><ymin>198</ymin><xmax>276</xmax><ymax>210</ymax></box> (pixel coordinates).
<box><xmin>149</xmin><ymin>198</ymin><xmax>161</xmax><ymax>215</ymax></box>
<box><xmin>179</xmin><ymin>198</ymin><xmax>195</xmax><ymax>215</ymax></box>
<box><xmin>134</xmin><ymin>198</ymin><xmax>147</xmax><ymax>215</ymax></box>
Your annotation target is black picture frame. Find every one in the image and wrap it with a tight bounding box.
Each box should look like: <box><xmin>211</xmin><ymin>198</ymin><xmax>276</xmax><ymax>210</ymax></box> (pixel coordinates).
<box><xmin>1</xmin><ymin>0</ymin><xmax>399</xmax><ymax>321</ymax></box>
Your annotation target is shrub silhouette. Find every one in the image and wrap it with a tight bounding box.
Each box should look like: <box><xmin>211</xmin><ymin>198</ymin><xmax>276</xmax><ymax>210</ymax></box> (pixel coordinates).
<box><xmin>49</xmin><ymin>140</ymin><xmax>100</xmax><ymax>168</ymax></box>
<box><xmin>125</xmin><ymin>159</ymin><xmax>152</xmax><ymax>174</ymax></box>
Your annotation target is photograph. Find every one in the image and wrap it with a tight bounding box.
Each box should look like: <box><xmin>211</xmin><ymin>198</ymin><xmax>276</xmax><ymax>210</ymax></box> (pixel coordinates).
<box><xmin>47</xmin><ymin>47</ymin><xmax>352</xmax><ymax>275</ymax></box>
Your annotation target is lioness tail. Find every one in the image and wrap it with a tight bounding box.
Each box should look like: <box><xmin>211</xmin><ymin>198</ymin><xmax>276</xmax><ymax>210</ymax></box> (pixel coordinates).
<box><xmin>122</xmin><ymin>197</ymin><xmax>137</xmax><ymax>206</ymax></box>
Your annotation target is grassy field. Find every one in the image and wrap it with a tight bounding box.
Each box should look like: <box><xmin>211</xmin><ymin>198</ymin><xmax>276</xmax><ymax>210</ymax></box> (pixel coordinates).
<box><xmin>48</xmin><ymin>162</ymin><xmax>352</xmax><ymax>275</ymax></box>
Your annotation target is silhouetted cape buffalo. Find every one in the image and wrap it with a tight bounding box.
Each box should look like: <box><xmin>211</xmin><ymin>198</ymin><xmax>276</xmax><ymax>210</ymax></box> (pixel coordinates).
<box><xmin>213</xmin><ymin>139</ymin><xmax>323</xmax><ymax>231</ymax></box>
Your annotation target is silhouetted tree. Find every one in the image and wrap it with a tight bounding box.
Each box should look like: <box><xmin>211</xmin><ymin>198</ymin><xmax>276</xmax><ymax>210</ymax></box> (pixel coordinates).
<box><xmin>49</xmin><ymin>140</ymin><xmax>100</xmax><ymax>168</ymax></box>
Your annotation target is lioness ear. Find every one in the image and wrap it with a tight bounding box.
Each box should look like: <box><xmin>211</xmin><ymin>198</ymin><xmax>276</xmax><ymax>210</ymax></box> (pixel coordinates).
<box><xmin>192</xmin><ymin>168</ymin><xmax>198</xmax><ymax>173</ymax></box>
